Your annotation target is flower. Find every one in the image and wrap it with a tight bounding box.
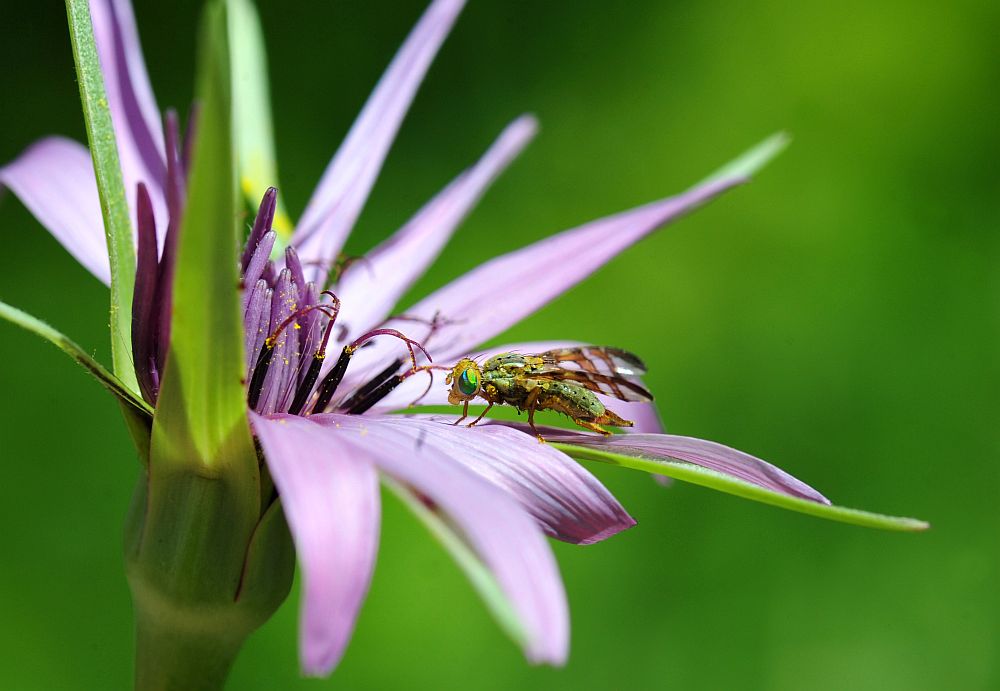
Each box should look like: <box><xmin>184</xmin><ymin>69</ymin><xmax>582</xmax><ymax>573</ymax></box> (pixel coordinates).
<box><xmin>0</xmin><ymin>0</ymin><xmax>927</xmax><ymax>683</ymax></box>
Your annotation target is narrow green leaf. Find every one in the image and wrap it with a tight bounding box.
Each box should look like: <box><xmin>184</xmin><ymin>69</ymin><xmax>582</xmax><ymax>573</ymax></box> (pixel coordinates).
<box><xmin>0</xmin><ymin>299</ymin><xmax>151</xmax><ymax>418</ymax></box>
<box><xmin>555</xmin><ymin>444</ymin><xmax>929</xmax><ymax>532</ymax></box>
<box><xmin>696</xmin><ymin>131</ymin><xmax>791</xmax><ymax>187</ymax></box>
<box><xmin>64</xmin><ymin>0</ymin><xmax>139</xmax><ymax>395</ymax></box>
<box><xmin>229</xmin><ymin>0</ymin><xmax>293</xmax><ymax>246</ymax></box>
<box><xmin>383</xmin><ymin>476</ymin><xmax>531</xmax><ymax>650</ymax></box>
<box><xmin>153</xmin><ymin>0</ymin><xmax>255</xmax><ymax>472</ymax></box>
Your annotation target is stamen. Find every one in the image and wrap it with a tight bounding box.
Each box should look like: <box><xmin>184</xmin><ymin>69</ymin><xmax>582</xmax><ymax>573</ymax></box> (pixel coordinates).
<box><xmin>309</xmin><ymin>328</ymin><xmax>429</xmax><ymax>414</ymax></box>
<box><xmin>310</xmin><ymin>346</ymin><xmax>352</xmax><ymax>414</ymax></box>
<box><xmin>132</xmin><ymin>183</ymin><xmax>159</xmax><ymax>405</ymax></box>
<box><xmin>345</xmin><ymin>375</ymin><xmax>404</xmax><ymax>414</ymax></box>
<box><xmin>242</xmin><ymin>231</ymin><xmax>277</xmax><ymax>308</ymax></box>
<box><xmin>154</xmin><ymin>110</ymin><xmax>185</xmax><ymax>375</ymax></box>
<box><xmin>346</xmin><ymin>328</ymin><xmax>432</xmax><ymax>370</ymax></box>
<box><xmin>242</xmin><ymin>188</ymin><xmax>277</xmax><ymax>272</ymax></box>
<box><xmin>285</xmin><ymin>246</ymin><xmax>307</xmax><ymax>293</ymax></box>
<box><xmin>261</xmin><ymin>259</ymin><xmax>277</xmax><ymax>285</ymax></box>
<box><xmin>391</xmin><ymin>310</ymin><xmax>462</xmax><ymax>347</ymax></box>
<box><xmin>338</xmin><ymin>358</ymin><xmax>404</xmax><ymax>410</ymax></box>
<box><xmin>345</xmin><ymin>364</ymin><xmax>449</xmax><ymax>415</ymax></box>
<box><xmin>286</xmin><ymin>294</ymin><xmax>341</xmax><ymax>415</ymax></box>
<box><xmin>243</xmin><ymin>279</ymin><xmax>269</xmax><ymax>366</ymax></box>
<box><xmin>247</xmin><ymin>301</ymin><xmax>339</xmax><ymax>411</ymax></box>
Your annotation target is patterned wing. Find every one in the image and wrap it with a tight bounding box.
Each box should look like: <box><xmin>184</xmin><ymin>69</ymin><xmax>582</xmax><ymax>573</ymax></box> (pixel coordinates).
<box><xmin>527</xmin><ymin>346</ymin><xmax>653</xmax><ymax>402</ymax></box>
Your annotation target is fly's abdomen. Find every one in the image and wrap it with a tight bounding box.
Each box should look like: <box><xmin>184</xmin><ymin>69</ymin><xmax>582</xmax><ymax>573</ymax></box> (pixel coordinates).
<box><xmin>538</xmin><ymin>381</ymin><xmax>606</xmax><ymax>419</ymax></box>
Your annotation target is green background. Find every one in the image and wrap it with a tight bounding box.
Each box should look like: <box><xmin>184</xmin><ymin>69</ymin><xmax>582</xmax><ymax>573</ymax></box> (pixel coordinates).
<box><xmin>0</xmin><ymin>0</ymin><xmax>996</xmax><ymax>688</ymax></box>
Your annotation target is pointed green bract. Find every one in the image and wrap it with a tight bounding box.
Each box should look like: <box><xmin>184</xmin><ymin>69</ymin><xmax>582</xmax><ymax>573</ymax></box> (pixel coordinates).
<box><xmin>229</xmin><ymin>0</ymin><xmax>293</xmax><ymax>246</ymax></box>
<box><xmin>153</xmin><ymin>0</ymin><xmax>255</xmax><ymax>472</ymax></box>
<box><xmin>384</xmin><ymin>476</ymin><xmax>532</xmax><ymax>651</ymax></box>
<box><xmin>0</xmin><ymin>299</ymin><xmax>151</xmax><ymax>418</ymax></box>
<box><xmin>697</xmin><ymin>131</ymin><xmax>791</xmax><ymax>187</ymax></box>
<box><xmin>129</xmin><ymin>8</ymin><xmax>269</xmax><ymax>684</ymax></box>
<box><xmin>555</xmin><ymin>444</ymin><xmax>929</xmax><ymax>532</ymax></box>
<box><xmin>64</xmin><ymin>0</ymin><xmax>139</xmax><ymax>395</ymax></box>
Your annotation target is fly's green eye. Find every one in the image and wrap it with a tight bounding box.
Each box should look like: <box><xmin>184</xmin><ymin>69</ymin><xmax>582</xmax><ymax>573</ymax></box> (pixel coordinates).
<box><xmin>458</xmin><ymin>368</ymin><xmax>479</xmax><ymax>396</ymax></box>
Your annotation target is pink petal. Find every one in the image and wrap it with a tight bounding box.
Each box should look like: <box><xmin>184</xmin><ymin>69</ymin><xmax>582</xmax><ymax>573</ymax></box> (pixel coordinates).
<box><xmin>293</xmin><ymin>0</ymin><xmax>467</xmax><ymax>282</ymax></box>
<box><xmin>89</xmin><ymin>0</ymin><xmax>168</xmax><ymax>232</ymax></box>
<box><xmin>251</xmin><ymin>413</ymin><xmax>381</xmax><ymax>676</ymax></box>
<box><xmin>0</xmin><ymin>137</ymin><xmax>110</xmax><ymax>283</ymax></box>
<box><xmin>334</xmin><ymin>115</ymin><xmax>538</xmax><ymax>341</ymax></box>
<box><xmin>342</xmin><ymin>176</ymin><xmax>744</xmax><ymax>381</ymax></box>
<box><xmin>308</xmin><ymin>413</ymin><xmax>569</xmax><ymax>664</ymax></box>
<box><xmin>621</xmin><ymin>400</ymin><xmax>665</xmax><ymax>434</ymax></box>
<box><xmin>541</xmin><ymin>430</ymin><xmax>831</xmax><ymax>505</ymax></box>
<box><xmin>370</xmin><ymin>415</ymin><xmax>635</xmax><ymax>544</ymax></box>
<box><xmin>372</xmin><ymin>340</ymin><xmax>664</xmax><ymax>433</ymax></box>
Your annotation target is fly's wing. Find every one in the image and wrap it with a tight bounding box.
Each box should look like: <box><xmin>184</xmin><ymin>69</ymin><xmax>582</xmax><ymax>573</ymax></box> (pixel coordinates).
<box><xmin>526</xmin><ymin>346</ymin><xmax>653</xmax><ymax>402</ymax></box>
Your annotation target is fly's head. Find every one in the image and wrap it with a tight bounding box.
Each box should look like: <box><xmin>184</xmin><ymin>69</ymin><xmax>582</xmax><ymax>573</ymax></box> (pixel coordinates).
<box><xmin>446</xmin><ymin>358</ymin><xmax>482</xmax><ymax>405</ymax></box>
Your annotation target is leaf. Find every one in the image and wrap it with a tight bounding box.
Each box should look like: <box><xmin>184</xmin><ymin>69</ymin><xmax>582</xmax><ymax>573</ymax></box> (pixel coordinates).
<box><xmin>555</xmin><ymin>443</ymin><xmax>929</xmax><ymax>532</ymax></box>
<box><xmin>0</xmin><ymin>299</ymin><xmax>151</xmax><ymax>418</ymax></box>
<box><xmin>229</xmin><ymin>0</ymin><xmax>292</xmax><ymax>245</ymax></box>
<box><xmin>382</xmin><ymin>475</ymin><xmax>531</xmax><ymax>650</ymax></box>
<box><xmin>696</xmin><ymin>131</ymin><xmax>791</xmax><ymax>187</ymax></box>
<box><xmin>64</xmin><ymin>0</ymin><xmax>139</xmax><ymax>395</ymax></box>
<box><xmin>152</xmin><ymin>0</ymin><xmax>256</xmax><ymax>472</ymax></box>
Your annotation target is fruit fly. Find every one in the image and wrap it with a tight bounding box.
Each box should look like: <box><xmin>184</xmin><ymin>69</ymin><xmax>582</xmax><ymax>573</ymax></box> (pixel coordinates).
<box><xmin>444</xmin><ymin>346</ymin><xmax>653</xmax><ymax>439</ymax></box>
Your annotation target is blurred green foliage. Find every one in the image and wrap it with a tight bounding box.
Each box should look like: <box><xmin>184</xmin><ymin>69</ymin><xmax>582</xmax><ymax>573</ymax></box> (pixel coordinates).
<box><xmin>0</xmin><ymin>1</ymin><xmax>996</xmax><ymax>689</ymax></box>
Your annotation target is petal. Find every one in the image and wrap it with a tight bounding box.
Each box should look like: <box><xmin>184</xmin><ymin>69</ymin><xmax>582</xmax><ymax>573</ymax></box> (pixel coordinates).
<box><xmin>372</xmin><ymin>416</ymin><xmax>635</xmax><ymax>544</ymax></box>
<box><xmin>89</xmin><ymin>0</ymin><xmax>168</xmax><ymax>231</ymax></box>
<box><xmin>545</xmin><ymin>430</ymin><xmax>830</xmax><ymax>504</ymax></box>
<box><xmin>334</xmin><ymin>115</ymin><xmax>538</xmax><ymax>340</ymax></box>
<box><xmin>369</xmin><ymin>340</ymin><xmax>665</xmax><ymax>433</ymax></box>
<box><xmin>408</xmin><ymin>178</ymin><xmax>742</xmax><ymax>362</ymax></box>
<box><xmin>0</xmin><ymin>137</ymin><xmax>110</xmax><ymax>283</ymax></box>
<box><xmin>552</xmin><ymin>433</ymin><xmax>928</xmax><ymax>531</ymax></box>
<box><xmin>251</xmin><ymin>413</ymin><xmax>381</xmax><ymax>676</ymax></box>
<box><xmin>308</xmin><ymin>413</ymin><xmax>569</xmax><ymax>664</ymax></box>
<box><xmin>293</xmin><ymin>0</ymin><xmax>468</xmax><ymax>282</ymax></box>
<box><xmin>342</xmin><ymin>176</ymin><xmax>743</xmax><ymax>380</ymax></box>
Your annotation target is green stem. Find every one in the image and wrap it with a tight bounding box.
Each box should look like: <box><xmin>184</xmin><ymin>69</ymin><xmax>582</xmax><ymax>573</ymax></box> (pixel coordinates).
<box><xmin>132</xmin><ymin>598</ymin><xmax>248</xmax><ymax>691</ymax></box>
<box><xmin>64</xmin><ymin>0</ymin><xmax>139</xmax><ymax>395</ymax></box>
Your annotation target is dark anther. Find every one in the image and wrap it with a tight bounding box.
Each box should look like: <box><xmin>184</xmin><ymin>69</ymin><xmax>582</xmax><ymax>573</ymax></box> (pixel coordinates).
<box><xmin>247</xmin><ymin>341</ymin><xmax>276</xmax><ymax>410</ymax></box>
<box><xmin>287</xmin><ymin>309</ymin><xmax>338</xmax><ymax>416</ymax></box>
<box><xmin>248</xmin><ymin>298</ymin><xmax>341</xmax><ymax>413</ymax></box>
<box><xmin>310</xmin><ymin>346</ymin><xmax>353</xmax><ymax>414</ymax></box>
<box><xmin>338</xmin><ymin>358</ymin><xmax>404</xmax><ymax>411</ymax></box>
<box><xmin>308</xmin><ymin>328</ymin><xmax>429</xmax><ymax>414</ymax></box>
<box><xmin>287</xmin><ymin>356</ymin><xmax>325</xmax><ymax>416</ymax></box>
<box><xmin>345</xmin><ymin>374</ymin><xmax>404</xmax><ymax>415</ymax></box>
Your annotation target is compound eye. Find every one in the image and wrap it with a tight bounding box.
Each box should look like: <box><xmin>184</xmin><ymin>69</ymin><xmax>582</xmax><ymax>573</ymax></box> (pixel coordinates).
<box><xmin>458</xmin><ymin>368</ymin><xmax>479</xmax><ymax>396</ymax></box>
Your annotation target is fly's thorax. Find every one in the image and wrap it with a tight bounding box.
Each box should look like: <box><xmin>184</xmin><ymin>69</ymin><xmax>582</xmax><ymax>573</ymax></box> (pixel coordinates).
<box><xmin>483</xmin><ymin>352</ymin><xmax>527</xmax><ymax>372</ymax></box>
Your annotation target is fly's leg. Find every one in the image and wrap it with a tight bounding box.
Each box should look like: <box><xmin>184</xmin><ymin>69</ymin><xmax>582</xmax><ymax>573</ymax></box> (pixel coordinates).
<box><xmin>570</xmin><ymin>417</ymin><xmax>613</xmax><ymax>436</ymax></box>
<box><xmin>466</xmin><ymin>402</ymin><xmax>494</xmax><ymax>428</ymax></box>
<box><xmin>452</xmin><ymin>401</ymin><xmax>470</xmax><ymax>426</ymax></box>
<box><xmin>524</xmin><ymin>388</ymin><xmax>545</xmax><ymax>443</ymax></box>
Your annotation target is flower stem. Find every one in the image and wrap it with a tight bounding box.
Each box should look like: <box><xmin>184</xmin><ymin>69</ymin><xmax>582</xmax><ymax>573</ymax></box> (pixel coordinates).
<box><xmin>133</xmin><ymin>606</ymin><xmax>247</xmax><ymax>691</ymax></box>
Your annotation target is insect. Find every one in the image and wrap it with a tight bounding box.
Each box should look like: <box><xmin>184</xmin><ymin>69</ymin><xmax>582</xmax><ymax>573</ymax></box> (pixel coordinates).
<box><xmin>444</xmin><ymin>346</ymin><xmax>654</xmax><ymax>439</ymax></box>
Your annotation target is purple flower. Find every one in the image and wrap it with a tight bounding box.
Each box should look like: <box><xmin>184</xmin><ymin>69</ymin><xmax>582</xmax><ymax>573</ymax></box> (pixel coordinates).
<box><xmin>0</xmin><ymin>0</ymin><xmax>927</xmax><ymax>682</ymax></box>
